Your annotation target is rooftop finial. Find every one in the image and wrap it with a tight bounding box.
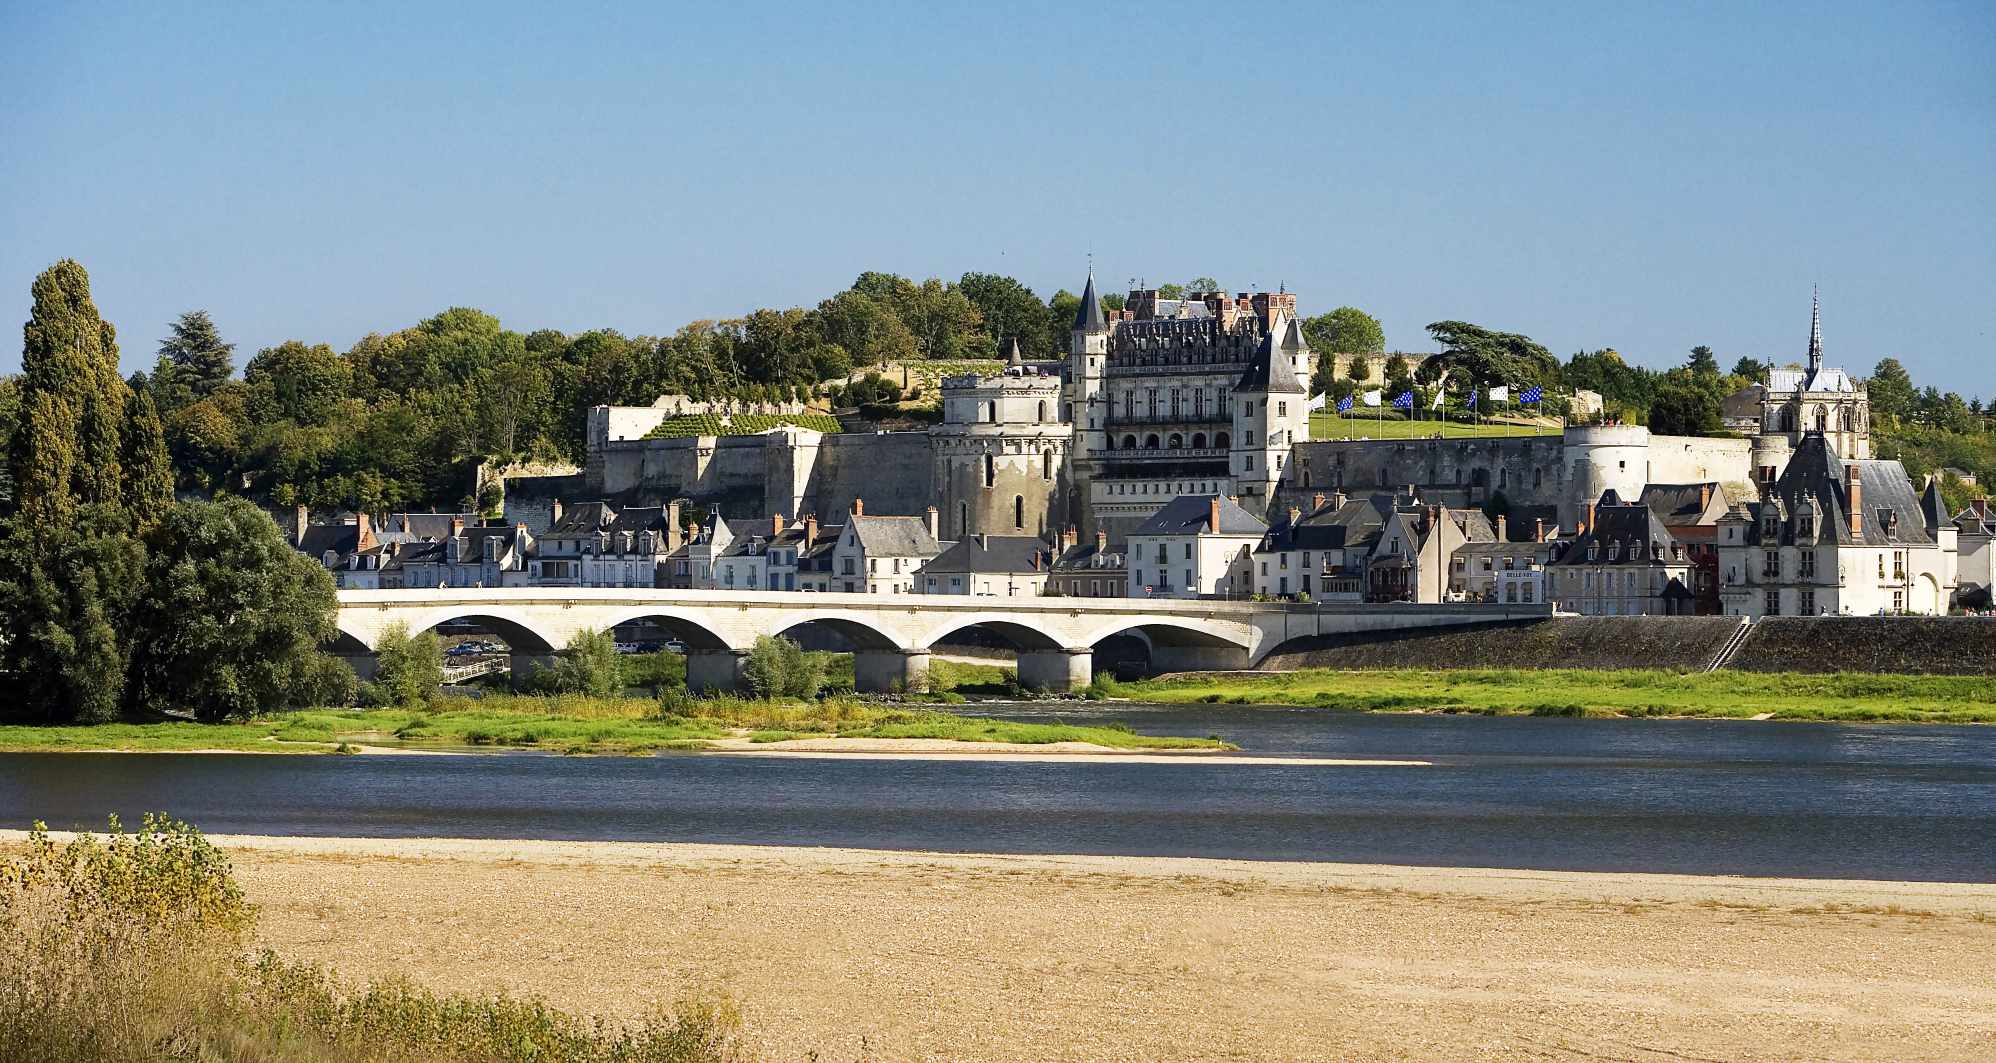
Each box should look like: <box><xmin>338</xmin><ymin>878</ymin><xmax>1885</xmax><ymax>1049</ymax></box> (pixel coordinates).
<box><xmin>1807</xmin><ymin>284</ymin><xmax>1823</xmax><ymax>374</ymax></box>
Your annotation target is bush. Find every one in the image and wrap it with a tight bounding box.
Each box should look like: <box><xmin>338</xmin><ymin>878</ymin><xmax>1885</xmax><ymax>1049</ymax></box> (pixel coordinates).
<box><xmin>523</xmin><ymin>628</ymin><xmax>621</xmax><ymax>697</ymax></box>
<box><xmin>742</xmin><ymin>635</ymin><xmax>823</xmax><ymax>700</ymax></box>
<box><xmin>0</xmin><ymin>816</ymin><xmax>747</xmax><ymax>1062</ymax></box>
<box><xmin>373</xmin><ymin>622</ymin><xmax>444</xmax><ymax>707</ymax></box>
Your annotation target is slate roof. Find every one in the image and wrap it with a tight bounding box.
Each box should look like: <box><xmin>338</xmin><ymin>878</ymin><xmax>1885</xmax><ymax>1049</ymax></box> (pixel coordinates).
<box><xmin>296</xmin><ymin>524</ymin><xmax>364</xmax><ymax>560</ymax></box>
<box><xmin>1133</xmin><ymin>495</ymin><xmax>1268</xmax><ymax>538</ymax></box>
<box><xmin>1235</xmin><ymin>328</ymin><xmax>1307</xmax><ymax>395</ymax></box>
<box><xmin>1727</xmin><ymin>433</ymin><xmax>1934</xmax><ymax>547</ymax></box>
<box><xmin>386</xmin><ymin>512</ymin><xmax>478</xmax><ymax>539</ymax></box>
<box><xmin>1638</xmin><ymin>483</ymin><xmax>1734</xmax><ymax>528</ymax></box>
<box><xmin>923</xmin><ymin>534</ymin><xmax>1055</xmax><ymax>575</ymax></box>
<box><xmin>1550</xmin><ymin>500</ymin><xmax>1682</xmax><ymax>567</ymax></box>
<box><xmin>1257</xmin><ymin>494</ymin><xmax>1397</xmax><ymax>555</ymax></box>
<box><xmin>849</xmin><ymin>515</ymin><xmax>941</xmax><ymax>557</ymax></box>
<box><xmin>1073</xmin><ymin>272</ymin><xmax>1107</xmax><ymax>332</ymax></box>
<box><xmin>1051</xmin><ymin>540</ymin><xmax>1125</xmax><ymax>571</ymax></box>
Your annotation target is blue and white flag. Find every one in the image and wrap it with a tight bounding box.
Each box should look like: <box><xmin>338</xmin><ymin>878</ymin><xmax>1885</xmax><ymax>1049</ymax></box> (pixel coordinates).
<box><xmin>1391</xmin><ymin>391</ymin><xmax>1415</xmax><ymax>409</ymax></box>
<box><xmin>1467</xmin><ymin>388</ymin><xmax>1479</xmax><ymax>410</ymax></box>
<box><xmin>1336</xmin><ymin>394</ymin><xmax>1355</xmax><ymax>413</ymax></box>
<box><xmin>1520</xmin><ymin>385</ymin><xmax>1544</xmax><ymax>404</ymax></box>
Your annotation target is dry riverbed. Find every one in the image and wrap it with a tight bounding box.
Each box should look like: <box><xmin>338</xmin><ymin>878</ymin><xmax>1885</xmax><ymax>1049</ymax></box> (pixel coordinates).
<box><xmin>199</xmin><ymin>835</ymin><xmax>1996</xmax><ymax>1062</ymax></box>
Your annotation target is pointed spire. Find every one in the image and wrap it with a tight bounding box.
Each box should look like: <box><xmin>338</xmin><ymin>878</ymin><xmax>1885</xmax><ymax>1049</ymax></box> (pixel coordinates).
<box><xmin>1072</xmin><ymin>269</ymin><xmax>1106</xmax><ymax>333</ymax></box>
<box><xmin>1279</xmin><ymin>313</ymin><xmax>1308</xmax><ymax>351</ymax></box>
<box><xmin>1005</xmin><ymin>336</ymin><xmax>1023</xmax><ymax>365</ymax></box>
<box><xmin>1807</xmin><ymin>285</ymin><xmax>1823</xmax><ymax>375</ymax></box>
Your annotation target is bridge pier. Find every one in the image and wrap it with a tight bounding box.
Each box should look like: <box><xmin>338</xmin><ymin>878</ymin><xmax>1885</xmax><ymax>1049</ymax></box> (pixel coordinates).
<box><xmin>334</xmin><ymin>652</ymin><xmax>379</xmax><ymax>683</ymax></box>
<box><xmin>1148</xmin><ymin>644</ymin><xmax>1253</xmax><ymax>674</ymax></box>
<box><xmin>510</xmin><ymin>652</ymin><xmax>561</xmax><ymax>688</ymax></box>
<box><xmin>686</xmin><ymin>649</ymin><xmax>750</xmax><ymax>694</ymax></box>
<box><xmin>1016</xmin><ymin>648</ymin><xmax>1093</xmax><ymax>693</ymax></box>
<box><xmin>854</xmin><ymin>649</ymin><xmax>931</xmax><ymax>694</ymax></box>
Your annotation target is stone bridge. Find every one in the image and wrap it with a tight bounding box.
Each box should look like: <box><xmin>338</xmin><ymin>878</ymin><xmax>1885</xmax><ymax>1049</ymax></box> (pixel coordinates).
<box><xmin>332</xmin><ymin>589</ymin><xmax>1552</xmax><ymax>693</ymax></box>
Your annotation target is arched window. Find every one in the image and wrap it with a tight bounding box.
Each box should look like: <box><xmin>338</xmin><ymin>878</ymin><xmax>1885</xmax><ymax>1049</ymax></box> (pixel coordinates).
<box><xmin>1778</xmin><ymin>407</ymin><xmax>1795</xmax><ymax>433</ymax></box>
<box><xmin>1813</xmin><ymin>405</ymin><xmax>1828</xmax><ymax>432</ymax></box>
<box><xmin>1145</xmin><ymin>433</ymin><xmax>1161</xmax><ymax>449</ymax></box>
<box><xmin>1533</xmin><ymin>468</ymin><xmax>1543</xmax><ymax>489</ymax></box>
<box><xmin>984</xmin><ymin>454</ymin><xmax>995</xmax><ymax>488</ymax></box>
<box><xmin>1104</xmin><ymin>435</ymin><xmax>1115</xmax><ymax>451</ymax></box>
<box><xmin>959</xmin><ymin>501</ymin><xmax>969</xmax><ymax>537</ymax></box>
<box><xmin>1013</xmin><ymin>495</ymin><xmax>1025</xmax><ymax>530</ymax></box>
<box><xmin>1839</xmin><ymin>406</ymin><xmax>1854</xmax><ymax>431</ymax></box>
<box><xmin>985</xmin><ymin>401</ymin><xmax>996</xmax><ymax>423</ymax></box>
<box><xmin>1042</xmin><ymin>449</ymin><xmax>1054</xmax><ymax>480</ymax></box>
<box><xmin>1121</xmin><ymin>434</ymin><xmax>1137</xmax><ymax>450</ymax></box>
<box><xmin>1037</xmin><ymin>400</ymin><xmax>1047</xmax><ymax>422</ymax></box>
<box><xmin>1191</xmin><ymin>432</ymin><xmax>1207</xmax><ymax>449</ymax></box>
<box><xmin>1167</xmin><ymin>433</ymin><xmax>1183</xmax><ymax>449</ymax></box>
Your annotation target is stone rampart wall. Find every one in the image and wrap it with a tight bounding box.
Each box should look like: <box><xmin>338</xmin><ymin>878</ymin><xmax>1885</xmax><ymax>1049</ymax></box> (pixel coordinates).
<box><xmin>591</xmin><ymin>431</ymin><xmax>934</xmax><ymax>523</ymax></box>
<box><xmin>1727</xmin><ymin>617</ymin><xmax>1996</xmax><ymax>675</ymax></box>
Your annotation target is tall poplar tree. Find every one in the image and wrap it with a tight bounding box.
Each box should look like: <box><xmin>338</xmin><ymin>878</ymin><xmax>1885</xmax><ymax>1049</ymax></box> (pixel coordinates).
<box><xmin>123</xmin><ymin>388</ymin><xmax>176</xmax><ymax>529</ymax></box>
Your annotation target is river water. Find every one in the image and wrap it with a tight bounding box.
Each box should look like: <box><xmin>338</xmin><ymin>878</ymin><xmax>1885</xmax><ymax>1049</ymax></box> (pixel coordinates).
<box><xmin>2</xmin><ymin>706</ymin><xmax>1991</xmax><ymax>881</ymax></box>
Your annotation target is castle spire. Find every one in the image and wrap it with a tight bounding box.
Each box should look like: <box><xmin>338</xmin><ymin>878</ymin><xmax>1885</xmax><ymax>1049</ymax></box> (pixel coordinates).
<box><xmin>1807</xmin><ymin>285</ymin><xmax>1823</xmax><ymax>375</ymax></box>
<box><xmin>1073</xmin><ymin>268</ymin><xmax>1107</xmax><ymax>333</ymax></box>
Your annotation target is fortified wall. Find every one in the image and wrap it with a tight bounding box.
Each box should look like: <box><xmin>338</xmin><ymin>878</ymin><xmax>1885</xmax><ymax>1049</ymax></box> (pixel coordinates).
<box><xmin>590</xmin><ymin>429</ymin><xmax>933</xmax><ymax>524</ymax></box>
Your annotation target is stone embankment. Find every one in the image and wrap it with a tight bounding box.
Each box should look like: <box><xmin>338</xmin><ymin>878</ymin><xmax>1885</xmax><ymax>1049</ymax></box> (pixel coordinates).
<box><xmin>1257</xmin><ymin>616</ymin><xmax>1996</xmax><ymax>675</ymax></box>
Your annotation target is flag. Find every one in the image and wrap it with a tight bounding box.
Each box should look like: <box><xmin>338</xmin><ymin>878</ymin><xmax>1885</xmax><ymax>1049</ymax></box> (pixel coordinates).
<box><xmin>1391</xmin><ymin>391</ymin><xmax>1415</xmax><ymax>409</ymax></box>
<box><xmin>1520</xmin><ymin>385</ymin><xmax>1544</xmax><ymax>404</ymax></box>
<box><xmin>1467</xmin><ymin>388</ymin><xmax>1479</xmax><ymax>410</ymax></box>
<box><xmin>1336</xmin><ymin>394</ymin><xmax>1355</xmax><ymax>413</ymax></box>
<box><xmin>1362</xmin><ymin>389</ymin><xmax>1382</xmax><ymax>407</ymax></box>
<box><xmin>1307</xmin><ymin>392</ymin><xmax>1327</xmax><ymax>411</ymax></box>
<box><xmin>1429</xmin><ymin>389</ymin><xmax>1445</xmax><ymax>410</ymax></box>
<box><xmin>1489</xmin><ymin>385</ymin><xmax>1510</xmax><ymax>402</ymax></box>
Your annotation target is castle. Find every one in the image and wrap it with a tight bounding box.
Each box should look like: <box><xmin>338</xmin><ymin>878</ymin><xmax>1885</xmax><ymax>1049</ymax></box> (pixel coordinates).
<box><xmin>538</xmin><ymin>276</ymin><xmax>1866</xmax><ymax>549</ymax></box>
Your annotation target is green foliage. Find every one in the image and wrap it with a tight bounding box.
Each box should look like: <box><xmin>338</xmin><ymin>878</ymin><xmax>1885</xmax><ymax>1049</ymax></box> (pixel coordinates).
<box><xmin>153</xmin><ymin>309</ymin><xmax>235</xmax><ymax>405</ymax></box>
<box><xmin>1867</xmin><ymin>357</ymin><xmax>1916</xmax><ymax>420</ymax></box>
<box><xmin>641</xmin><ymin>412</ymin><xmax>844</xmax><ymax>438</ymax></box>
<box><xmin>373</xmin><ymin>622</ymin><xmax>444</xmax><ymax>707</ymax></box>
<box><xmin>1422</xmin><ymin>321</ymin><xmax>1560</xmax><ymax>391</ymax></box>
<box><xmin>124</xmin><ymin>498</ymin><xmax>343</xmax><ymax>721</ymax></box>
<box><xmin>0</xmin><ymin>505</ymin><xmax>146</xmax><ymax>724</ymax></box>
<box><xmin>1647</xmin><ymin>370</ymin><xmax>1725</xmax><ymax>436</ymax></box>
<box><xmin>958</xmin><ymin>272</ymin><xmax>1056</xmax><ymax>357</ymax></box>
<box><xmin>524</xmin><ymin>628</ymin><xmax>623</xmax><ymax>697</ymax></box>
<box><xmin>742</xmin><ymin>634</ymin><xmax>825</xmax><ymax>700</ymax></box>
<box><xmin>120</xmin><ymin>388</ymin><xmax>174</xmax><ymax>531</ymax></box>
<box><xmin>1303</xmin><ymin>306</ymin><xmax>1386</xmax><ymax>360</ymax></box>
<box><xmin>11</xmin><ymin>259</ymin><xmax>126</xmax><ymax>522</ymax></box>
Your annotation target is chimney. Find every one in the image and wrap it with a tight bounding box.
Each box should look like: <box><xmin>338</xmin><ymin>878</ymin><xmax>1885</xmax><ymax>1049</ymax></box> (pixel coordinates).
<box><xmin>1496</xmin><ymin>514</ymin><xmax>1508</xmax><ymax>542</ymax></box>
<box><xmin>1534</xmin><ymin>517</ymin><xmax>1547</xmax><ymax>543</ymax></box>
<box><xmin>1973</xmin><ymin>497</ymin><xmax>1989</xmax><ymax>520</ymax></box>
<box><xmin>852</xmin><ymin>497</ymin><xmax>865</xmax><ymax>517</ymax></box>
<box><xmin>804</xmin><ymin>515</ymin><xmax>819</xmax><ymax>548</ymax></box>
<box><xmin>1062</xmin><ymin>524</ymin><xmax>1078</xmax><ymax>550</ymax></box>
<box><xmin>667</xmin><ymin>500</ymin><xmax>684</xmax><ymax>551</ymax></box>
<box><xmin>355</xmin><ymin>512</ymin><xmax>374</xmax><ymax>548</ymax></box>
<box><xmin>449</xmin><ymin>516</ymin><xmax>465</xmax><ymax>538</ymax></box>
<box><xmin>1847</xmin><ymin>464</ymin><xmax>1863</xmax><ymax>536</ymax></box>
<box><xmin>551</xmin><ymin>499</ymin><xmax>563</xmax><ymax>524</ymax></box>
<box><xmin>1095</xmin><ymin>528</ymin><xmax>1108</xmax><ymax>553</ymax></box>
<box><xmin>1209</xmin><ymin>497</ymin><xmax>1222</xmax><ymax>534</ymax></box>
<box><xmin>1312</xmin><ymin>493</ymin><xmax>1325</xmax><ymax>512</ymax></box>
<box><xmin>1584</xmin><ymin>501</ymin><xmax>1597</xmax><ymax>534</ymax></box>
<box><xmin>1698</xmin><ymin>484</ymin><xmax>1711</xmax><ymax>512</ymax></box>
<box><xmin>772</xmin><ymin>512</ymin><xmax>785</xmax><ymax>537</ymax></box>
<box><xmin>293</xmin><ymin>505</ymin><xmax>309</xmax><ymax>546</ymax></box>
<box><xmin>1331</xmin><ymin>490</ymin><xmax>1348</xmax><ymax>510</ymax></box>
<box><xmin>926</xmin><ymin>505</ymin><xmax>940</xmax><ymax>541</ymax></box>
<box><xmin>977</xmin><ymin>533</ymin><xmax>988</xmax><ymax>550</ymax></box>
<box><xmin>1288</xmin><ymin>506</ymin><xmax>1302</xmax><ymax>527</ymax></box>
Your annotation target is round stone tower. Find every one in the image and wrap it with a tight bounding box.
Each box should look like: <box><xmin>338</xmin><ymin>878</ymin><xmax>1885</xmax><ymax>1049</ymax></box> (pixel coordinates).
<box><xmin>1562</xmin><ymin>424</ymin><xmax>1651</xmax><ymax>524</ymax></box>
<box><xmin>931</xmin><ymin>368</ymin><xmax>1068</xmax><ymax>540</ymax></box>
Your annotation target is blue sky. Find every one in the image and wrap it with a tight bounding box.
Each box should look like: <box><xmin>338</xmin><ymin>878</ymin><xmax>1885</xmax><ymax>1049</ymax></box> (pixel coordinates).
<box><xmin>4</xmin><ymin>1</ymin><xmax>1992</xmax><ymax>393</ymax></box>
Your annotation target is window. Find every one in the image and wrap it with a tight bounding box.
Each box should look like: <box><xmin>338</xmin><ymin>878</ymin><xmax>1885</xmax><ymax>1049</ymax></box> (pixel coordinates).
<box><xmin>1242</xmin><ymin>401</ymin><xmax>1252</xmax><ymax>416</ymax></box>
<box><xmin>984</xmin><ymin>401</ymin><xmax>996</xmax><ymax>423</ymax></box>
<box><xmin>1763</xmin><ymin>550</ymin><xmax>1779</xmax><ymax>578</ymax></box>
<box><xmin>1183</xmin><ymin>543</ymin><xmax>1192</xmax><ymax>560</ymax></box>
<box><xmin>1301</xmin><ymin>551</ymin><xmax>1311</xmax><ymax>567</ymax></box>
<box><xmin>1037</xmin><ymin>400</ymin><xmax>1047</xmax><ymax>422</ymax></box>
<box><xmin>1800</xmin><ymin>590</ymin><xmax>1816</xmax><ymax>614</ymax></box>
<box><xmin>1244</xmin><ymin>455</ymin><xmax>1255</xmax><ymax>471</ymax></box>
<box><xmin>1013</xmin><ymin>495</ymin><xmax>1025</xmax><ymax>530</ymax></box>
<box><xmin>1893</xmin><ymin>590</ymin><xmax>1904</xmax><ymax>611</ymax></box>
<box><xmin>1043</xmin><ymin>450</ymin><xmax>1054</xmax><ymax>480</ymax></box>
<box><xmin>959</xmin><ymin>502</ymin><xmax>969</xmax><ymax>537</ymax></box>
<box><xmin>984</xmin><ymin>454</ymin><xmax>995</xmax><ymax>488</ymax></box>
<box><xmin>1800</xmin><ymin>550</ymin><xmax>1816</xmax><ymax>578</ymax></box>
<box><xmin>1878</xmin><ymin>554</ymin><xmax>1886</xmax><ymax>579</ymax></box>
<box><xmin>1278</xmin><ymin>401</ymin><xmax>1288</xmax><ymax>417</ymax></box>
<box><xmin>1155</xmin><ymin>544</ymin><xmax>1166</xmax><ymax>563</ymax></box>
<box><xmin>1765</xmin><ymin>590</ymin><xmax>1781</xmax><ymax>615</ymax></box>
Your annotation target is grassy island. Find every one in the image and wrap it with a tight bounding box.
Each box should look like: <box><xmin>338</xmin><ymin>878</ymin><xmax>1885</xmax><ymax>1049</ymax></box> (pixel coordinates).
<box><xmin>1114</xmin><ymin>667</ymin><xmax>1996</xmax><ymax>724</ymax></box>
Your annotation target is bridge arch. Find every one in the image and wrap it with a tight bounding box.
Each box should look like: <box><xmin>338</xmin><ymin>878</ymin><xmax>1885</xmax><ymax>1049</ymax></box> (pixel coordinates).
<box><xmin>341</xmin><ymin>607</ymin><xmax>561</xmax><ymax>653</ymax></box>
<box><xmin>765</xmin><ymin>610</ymin><xmax>911</xmax><ymax>652</ymax></box>
<box><xmin>1077</xmin><ymin>616</ymin><xmax>1256</xmax><ymax>674</ymax></box>
<box><xmin>913</xmin><ymin>614</ymin><xmax>1068</xmax><ymax>652</ymax></box>
<box><xmin>594</xmin><ymin>607</ymin><xmax>736</xmax><ymax>652</ymax></box>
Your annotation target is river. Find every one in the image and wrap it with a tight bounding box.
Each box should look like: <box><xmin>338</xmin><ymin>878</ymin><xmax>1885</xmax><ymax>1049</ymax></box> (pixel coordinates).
<box><xmin>2</xmin><ymin>706</ymin><xmax>1991</xmax><ymax>881</ymax></box>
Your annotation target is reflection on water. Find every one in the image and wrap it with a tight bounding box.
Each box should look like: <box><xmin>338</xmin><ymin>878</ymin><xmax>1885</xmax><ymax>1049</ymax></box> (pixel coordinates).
<box><xmin>1</xmin><ymin>707</ymin><xmax>1991</xmax><ymax>882</ymax></box>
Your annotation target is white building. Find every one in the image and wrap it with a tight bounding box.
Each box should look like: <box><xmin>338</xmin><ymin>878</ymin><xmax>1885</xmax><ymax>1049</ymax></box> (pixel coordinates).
<box><xmin>917</xmin><ymin>534</ymin><xmax>1055</xmax><ymax>597</ymax></box>
<box><xmin>827</xmin><ymin>501</ymin><xmax>943</xmax><ymax>594</ymax></box>
<box><xmin>1125</xmin><ymin>495</ymin><xmax>1266</xmax><ymax>599</ymax></box>
<box><xmin>1717</xmin><ymin>434</ymin><xmax>1955</xmax><ymax>616</ymax></box>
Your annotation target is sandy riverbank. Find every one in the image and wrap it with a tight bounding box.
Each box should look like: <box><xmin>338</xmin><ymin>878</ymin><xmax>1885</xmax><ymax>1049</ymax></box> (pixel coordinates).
<box><xmin>113</xmin><ymin>833</ymin><xmax>1996</xmax><ymax>1062</ymax></box>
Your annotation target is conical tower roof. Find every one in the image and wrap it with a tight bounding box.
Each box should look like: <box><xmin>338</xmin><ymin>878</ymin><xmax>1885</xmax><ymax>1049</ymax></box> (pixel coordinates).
<box><xmin>1238</xmin><ymin>330</ymin><xmax>1307</xmax><ymax>395</ymax></box>
<box><xmin>1072</xmin><ymin>271</ymin><xmax>1106</xmax><ymax>333</ymax></box>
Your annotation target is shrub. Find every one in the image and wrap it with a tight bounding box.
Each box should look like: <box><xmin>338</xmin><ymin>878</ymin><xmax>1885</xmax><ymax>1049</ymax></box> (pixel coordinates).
<box><xmin>523</xmin><ymin>628</ymin><xmax>622</xmax><ymax>697</ymax></box>
<box><xmin>742</xmin><ymin>635</ymin><xmax>823</xmax><ymax>700</ymax></box>
<box><xmin>373</xmin><ymin>622</ymin><xmax>444</xmax><ymax>707</ymax></box>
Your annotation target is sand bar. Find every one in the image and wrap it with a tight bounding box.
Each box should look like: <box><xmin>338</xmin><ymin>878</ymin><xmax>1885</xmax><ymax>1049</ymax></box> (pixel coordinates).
<box><xmin>14</xmin><ymin>831</ymin><xmax>1983</xmax><ymax>1061</ymax></box>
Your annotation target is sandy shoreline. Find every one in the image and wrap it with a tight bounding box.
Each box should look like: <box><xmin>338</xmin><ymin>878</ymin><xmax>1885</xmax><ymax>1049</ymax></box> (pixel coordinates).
<box><xmin>17</xmin><ymin>831</ymin><xmax>1987</xmax><ymax>1061</ymax></box>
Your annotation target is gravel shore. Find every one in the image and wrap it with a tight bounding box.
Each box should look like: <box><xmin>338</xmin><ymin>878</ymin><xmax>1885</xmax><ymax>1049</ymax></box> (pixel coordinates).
<box><xmin>173</xmin><ymin>834</ymin><xmax>1996</xmax><ymax>1062</ymax></box>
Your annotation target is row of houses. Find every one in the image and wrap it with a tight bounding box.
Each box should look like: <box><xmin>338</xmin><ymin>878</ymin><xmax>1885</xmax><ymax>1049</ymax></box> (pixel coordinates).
<box><xmin>293</xmin><ymin>434</ymin><xmax>1993</xmax><ymax>617</ymax></box>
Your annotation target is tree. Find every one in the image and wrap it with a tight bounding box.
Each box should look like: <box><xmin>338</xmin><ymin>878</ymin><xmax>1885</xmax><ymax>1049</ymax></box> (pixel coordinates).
<box><xmin>1648</xmin><ymin>373</ymin><xmax>1723</xmax><ymax>436</ymax></box>
<box><xmin>123</xmin><ymin>499</ymin><xmax>343</xmax><ymax>721</ymax></box>
<box><xmin>1186</xmin><ymin>277</ymin><xmax>1220</xmax><ymax>293</ymax></box>
<box><xmin>1302</xmin><ymin>307</ymin><xmax>1385</xmax><ymax>355</ymax></box>
<box><xmin>742</xmin><ymin>634</ymin><xmax>823</xmax><ymax>699</ymax></box>
<box><xmin>815</xmin><ymin>290</ymin><xmax>916</xmax><ymax>366</ymax></box>
<box><xmin>155</xmin><ymin>310</ymin><xmax>235</xmax><ymax>403</ymax></box>
<box><xmin>1868</xmin><ymin>358</ymin><xmax>1916</xmax><ymax>421</ymax></box>
<box><xmin>525</xmin><ymin>627</ymin><xmax>622</xmax><ymax>696</ymax></box>
<box><xmin>957</xmin><ymin>273</ymin><xmax>1048</xmax><ymax>355</ymax></box>
<box><xmin>372</xmin><ymin>621</ymin><xmax>443</xmax><ymax>707</ymax></box>
<box><xmin>0</xmin><ymin>504</ymin><xmax>145</xmax><ymax>723</ymax></box>
<box><xmin>11</xmin><ymin>259</ymin><xmax>127</xmax><ymax>522</ymax></box>
<box><xmin>1732</xmin><ymin>356</ymin><xmax>1770</xmax><ymax>380</ymax></box>
<box><xmin>122</xmin><ymin>388</ymin><xmax>175</xmax><ymax>530</ymax></box>
<box><xmin>1156</xmin><ymin>283</ymin><xmax>1185</xmax><ymax>299</ymax></box>
<box><xmin>1685</xmin><ymin>346</ymin><xmax>1720</xmax><ymax>378</ymax></box>
<box><xmin>1421</xmin><ymin>321</ymin><xmax>1558</xmax><ymax>391</ymax></box>
<box><xmin>244</xmin><ymin>341</ymin><xmax>352</xmax><ymax>426</ymax></box>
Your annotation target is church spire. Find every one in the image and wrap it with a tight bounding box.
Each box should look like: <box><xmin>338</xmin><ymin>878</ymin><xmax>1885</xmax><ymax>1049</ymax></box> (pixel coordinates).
<box><xmin>1807</xmin><ymin>285</ymin><xmax>1823</xmax><ymax>375</ymax></box>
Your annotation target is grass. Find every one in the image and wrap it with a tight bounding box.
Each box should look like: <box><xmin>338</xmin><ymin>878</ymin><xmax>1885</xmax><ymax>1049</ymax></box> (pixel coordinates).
<box><xmin>641</xmin><ymin>412</ymin><xmax>844</xmax><ymax>438</ymax></box>
<box><xmin>1308</xmin><ymin>412</ymin><xmax>1552</xmax><ymax>439</ymax></box>
<box><xmin>0</xmin><ymin>689</ymin><xmax>1228</xmax><ymax>755</ymax></box>
<box><xmin>1116</xmin><ymin>667</ymin><xmax>1996</xmax><ymax>724</ymax></box>
<box><xmin>0</xmin><ymin>816</ymin><xmax>745</xmax><ymax>1062</ymax></box>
